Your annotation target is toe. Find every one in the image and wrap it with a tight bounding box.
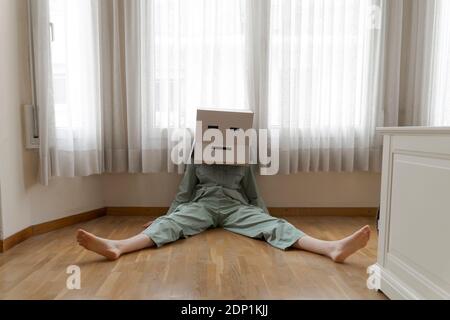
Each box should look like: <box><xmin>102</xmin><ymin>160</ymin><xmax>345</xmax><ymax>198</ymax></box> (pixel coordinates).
<box><xmin>76</xmin><ymin>229</ymin><xmax>86</xmax><ymax>238</ymax></box>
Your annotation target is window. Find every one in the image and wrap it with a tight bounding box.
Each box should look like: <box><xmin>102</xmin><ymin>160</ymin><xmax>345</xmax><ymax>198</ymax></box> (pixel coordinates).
<box><xmin>49</xmin><ymin>0</ymin><xmax>101</xmax><ymax>146</ymax></box>
<box><xmin>49</xmin><ymin>0</ymin><xmax>68</xmax><ymax>128</ymax></box>
<box><xmin>145</xmin><ymin>0</ymin><xmax>250</xmax><ymax>129</ymax></box>
<box><xmin>268</xmin><ymin>0</ymin><xmax>383</xmax><ymax>131</ymax></box>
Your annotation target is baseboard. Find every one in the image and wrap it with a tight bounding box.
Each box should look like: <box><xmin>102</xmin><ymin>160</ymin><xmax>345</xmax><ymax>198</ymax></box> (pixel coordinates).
<box><xmin>268</xmin><ymin>207</ymin><xmax>377</xmax><ymax>217</ymax></box>
<box><xmin>106</xmin><ymin>207</ymin><xmax>378</xmax><ymax>217</ymax></box>
<box><xmin>107</xmin><ymin>207</ymin><xmax>168</xmax><ymax>216</ymax></box>
<box><xmin>0</xmin><ymin>227</ymin><xmax>33</xmax><ymax>253</ymax></box>
<box><xmin>32</xmin><ymin>208</ymin><xmax>106</xmax><ymax>236</ymax></box>
<box><xmin>0</xmin><ymin>208</ymin><xmax>106</xmax><ymax>253</ymax></box>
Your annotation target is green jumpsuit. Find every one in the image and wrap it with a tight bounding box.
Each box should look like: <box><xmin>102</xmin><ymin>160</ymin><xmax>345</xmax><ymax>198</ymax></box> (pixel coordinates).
<box><xmin>142</xmin><ymin>164</ymin><xmax>305</xmax><ymax>250</ymax></box>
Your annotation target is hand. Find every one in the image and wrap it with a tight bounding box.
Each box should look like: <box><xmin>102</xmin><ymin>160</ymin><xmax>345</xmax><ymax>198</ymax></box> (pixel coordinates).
<box><xmin>142</xmin><ymin>219</ymin><xmax>155</xmax><ymax>228</ymax></box>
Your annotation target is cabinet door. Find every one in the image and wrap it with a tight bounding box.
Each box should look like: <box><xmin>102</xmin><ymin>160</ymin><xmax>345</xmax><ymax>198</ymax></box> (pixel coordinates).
<box><xmin>385</xmin><ymin>151</ymin><xmax>450</xmax><ymax>299</ymax></box>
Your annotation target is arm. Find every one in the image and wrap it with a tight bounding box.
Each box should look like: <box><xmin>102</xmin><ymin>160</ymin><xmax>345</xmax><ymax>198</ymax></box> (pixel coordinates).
<box><xmin>241</xmin><ymin>165</ymin><xmax>270</xmax><ymax>214</ymax></box>
<box><xmin>166</xmin><ymin>164</ymin><xmax>198</xmax><ymax>215</ymax></box>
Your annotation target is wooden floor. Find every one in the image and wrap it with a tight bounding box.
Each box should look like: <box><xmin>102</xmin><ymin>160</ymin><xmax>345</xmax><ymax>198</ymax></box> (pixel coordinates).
<box><xmin>0</xmin><ymin>216</ymin><xmax>386</xmax><ymax>300</ymax></box>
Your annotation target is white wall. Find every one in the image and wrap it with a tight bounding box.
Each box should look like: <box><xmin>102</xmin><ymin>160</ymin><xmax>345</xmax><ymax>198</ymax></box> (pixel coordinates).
<box><xmin>0</xmin><ymin>0</ymin><xmax>104</xmax><ymax>239</ymax></box>
<box><xmin>102</xmin><ymin>172</ymin><xmax>381</xmax><ymax>208</ymax></box>
<box><xmin>0</xmin><ymin>0</ymin><xmax>32</xmax><ymax>237</ymax></box>
<box><xmin>258</xmin><ymin>172</ymin><xmax>380</xmax><ymax>207</ymax></box>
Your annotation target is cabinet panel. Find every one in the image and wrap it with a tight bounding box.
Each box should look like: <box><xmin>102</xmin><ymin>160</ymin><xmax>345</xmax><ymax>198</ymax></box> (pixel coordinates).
<box><xmin>387</xmin><ymin>154</ymin><xmax>450</xmax><ymax>295</ymax></box>
<box><xmin>376</xmin><ymin>128</ymin><xmax>450</xmax><ymax>300</ymax></box>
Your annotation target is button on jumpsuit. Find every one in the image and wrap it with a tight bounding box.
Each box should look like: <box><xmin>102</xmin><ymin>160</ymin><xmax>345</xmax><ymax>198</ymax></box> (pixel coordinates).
<box><xmin>142</xmin><ymin>164</ymin><xmax>305</xmax><ymax>250</ymax></box>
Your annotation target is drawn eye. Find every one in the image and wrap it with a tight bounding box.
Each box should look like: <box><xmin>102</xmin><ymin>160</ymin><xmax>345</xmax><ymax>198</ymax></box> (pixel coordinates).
<box><xmin>230</xmin><ymin>127</ymin><xmax>240</xmax><ymax>131</ymax></box>
<box><xmin>208</xmin><ymin>125</ymin><xmax>219</xmax><ymax>129</ymax></box>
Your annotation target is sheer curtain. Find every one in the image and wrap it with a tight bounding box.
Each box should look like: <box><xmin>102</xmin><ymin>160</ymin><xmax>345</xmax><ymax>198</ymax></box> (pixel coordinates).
<box><xmin>48</xmin><ymin>0</ymin><xmax>103</xmax><ymax>177</ymax></box>
<box><xmin>32</xmin><ymin>0</ymin><xmax>402</xmax><ymax>182</ymax></box>
<box><xmin>401</xmin><ymin>0</ymin><xmax>450</xmax><ymax>126</ymax></box>
<box><xmin>34</xmin><ymin>0</ymin><xmax>252</xmax><ymax>182</ymax></box>
<box><xmin>33</xmin><ymin>0</ymin><xmax>106</xmax><ymax>181</ymax></box>
<box><xmin>400</xmin><ymin>0</ymin><xmax>437</xmax><ymax>126</ymax></box>
<box><xmin>30</xmin><ymin>0</ymin><xmax>54</xmax><ymax>185</ymax></box>
<box><xmin>126</xmin><ymin>0</ymin><xmax>252</xmax><ymax>173</ymax></box>
<box><xmin>265</xmin><ymin>0</ymin><xmax>388</xmax><ymax>173</ymax></box>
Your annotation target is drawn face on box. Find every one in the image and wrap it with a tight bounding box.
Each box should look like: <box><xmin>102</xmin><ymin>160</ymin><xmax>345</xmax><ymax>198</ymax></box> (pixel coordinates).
<box><xmin>193</xmin><ymin>109</ymin><xmax>255</xmax><ymax>165</ymax></box>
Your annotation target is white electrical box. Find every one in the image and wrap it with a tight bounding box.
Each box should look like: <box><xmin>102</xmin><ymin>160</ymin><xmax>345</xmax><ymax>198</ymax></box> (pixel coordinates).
<box><xmin>24</xmin><ymin>104</ymin><xmax>40</xmax><ymax>149</ymax></box>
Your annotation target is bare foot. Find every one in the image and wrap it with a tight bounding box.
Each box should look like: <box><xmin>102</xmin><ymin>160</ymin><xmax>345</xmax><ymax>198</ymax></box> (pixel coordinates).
<box><xmin>77</xmin><ymin>229</ymin><xmax>121</xmax><ymax>261</ymax></box>
<box><xmin>330</xmin><ymin>225</ymin><xmax>371</xmax><ymax>263</ymax></box>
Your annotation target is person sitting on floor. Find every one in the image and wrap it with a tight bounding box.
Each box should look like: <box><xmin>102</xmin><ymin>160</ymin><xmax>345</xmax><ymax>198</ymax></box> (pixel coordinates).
<box><xmin>77</xmin><ymin>164</ymin><xmax>371</xmax><ymax>263</ymax></box>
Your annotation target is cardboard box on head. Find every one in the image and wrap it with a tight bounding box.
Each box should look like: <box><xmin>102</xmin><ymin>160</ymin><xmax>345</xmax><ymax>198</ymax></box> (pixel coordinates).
<box><xmin>193</xmin><ymin>108</ymin><xmax>255</xmax><ymax>165</ymax></box>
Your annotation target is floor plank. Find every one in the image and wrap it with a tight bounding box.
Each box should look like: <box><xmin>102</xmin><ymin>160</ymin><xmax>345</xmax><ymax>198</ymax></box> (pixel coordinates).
<box><xmin>0</xmin><ymin>216</ymin><xmax>386</xmax><ymax>300</ymax></box>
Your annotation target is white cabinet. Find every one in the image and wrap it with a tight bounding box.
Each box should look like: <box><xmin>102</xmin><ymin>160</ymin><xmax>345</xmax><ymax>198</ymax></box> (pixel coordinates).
<box><xmin>375</xmin><ymin>127</ymin><xmax>450</xmax><ymax>300</ymax></box>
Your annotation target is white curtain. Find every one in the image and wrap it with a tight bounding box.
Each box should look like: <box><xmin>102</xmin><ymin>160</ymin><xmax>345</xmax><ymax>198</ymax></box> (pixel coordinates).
<box><xmin>48</xmin><ymin>0</ymin><xmax>103</xmax><ymax>177</ymax></box>
<box><xmin>126</xmin><ymin>0</ymin><xmax>252</xmax><ymax>173</ymax></box>
<box><xmin>265</xmin><ymin>0</ymin><xmax>388</xmax><ymax>173</ymax></box>
<box><xmin>32</xmin><ymin>0</ymin><xmax>408</xmax><ymax>182</ymax></box>
<box><xmin>34</xmin><ymin>0</ymin><xmax>253</xmax><ymax>182</ymax></box>
<box><xmin>30</xmin><ymin>0</ymin><xmax>54</xmax><ymax>185</ymax></box>
<box><xmin>400</xmin><ymin>0</ymin><xmax>437</xmax><ymax>126</ymax></box>
<box><xmin>400</xmin><ymin>0</ymin><xmax>450</xmax><ymax>127</ymax></box>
